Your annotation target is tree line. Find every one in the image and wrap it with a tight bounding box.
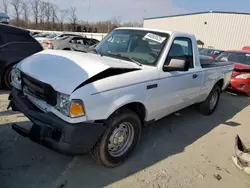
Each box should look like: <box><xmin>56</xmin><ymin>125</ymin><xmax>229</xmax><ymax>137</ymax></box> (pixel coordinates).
<box><xmin>0</xmin><ymin>0</ymin><xmax>142</xmax><ymax>33</ymax></box>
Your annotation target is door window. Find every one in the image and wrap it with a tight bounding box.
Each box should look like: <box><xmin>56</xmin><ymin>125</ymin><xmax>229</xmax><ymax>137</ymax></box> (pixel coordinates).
<box><xmin>70</xmin><ymin>37</ymin><xmax>84</xmax><ymax>44</ymax></box>
<box><xmin>164</xmin><ymin>37</ymin><xmax>194</xmax><ymax>69</ymax></box>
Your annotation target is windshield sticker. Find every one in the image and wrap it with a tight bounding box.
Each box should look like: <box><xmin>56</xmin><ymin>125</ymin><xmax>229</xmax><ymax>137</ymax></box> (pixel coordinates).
<box><xmin>143</xmin><ymin>33</ymin><xmax>166</xmax><ymax>43</ymax></box>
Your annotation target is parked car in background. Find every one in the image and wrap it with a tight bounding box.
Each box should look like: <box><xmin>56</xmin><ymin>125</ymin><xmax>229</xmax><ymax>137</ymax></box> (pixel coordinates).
<box><xmin>242</xmin><ymin>46</ymin><xmax>250</xmax><ymax>52</ymax></box>
<box><xmin>33</xmin><ymin>33</ymin><xmax>51</xmax><ymax>39</ymax></box>
<box><xmin>9</xmin><ymin>27</ymin><xmax>233</xmax><ymax>167</ymax></box>
<box><xmin>35</xmin><ymin>33</ymin><xmax>60</xmax><ymax>44</ymax></box>
<box><xmin>44</xmin><ymin>35</ymin><xmax>99</xmax><ymax>50</ymax></box>
<box><xmin>0</xmin><ymin>12</ymin><xmax>10</xmax><ymax>24</ymax></box>
<box><xmin>0</xmin><ymin>24</ymin><xmax>43</xmax><ymax>89</ymax></box>
<box><xmin>42</xmin><ymin>33</ymin><xmax>84</xmax><ymax>49</ymax></box>
<box><xmin>215</xmin><ymin>51</ymin><xmax>250</xmax><ymax>96</ymax></box>
<box><xmin>200</xmin><ymin>54</ymin><xmax>215</xmax><ymax>65</ymax></box>
<box><xmin>200</xmin><ymin>48</ymin><xmax>225</xmax><ymax>59</ymax></box>
<box><xmin>71</xmin><ymin>41</ymin><xmax>100</xmax><ymax>52</ymax></box>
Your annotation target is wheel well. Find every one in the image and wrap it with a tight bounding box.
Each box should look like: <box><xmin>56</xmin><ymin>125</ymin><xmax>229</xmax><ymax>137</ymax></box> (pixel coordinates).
<box><xmin>1</xmin><ymin>63</ymin><xmax>17</xmax><ymax>86</ymax></box>
<box><xmin>119</xmin><ymin>102</ymin><xmax>146</xmax><ymax>124</ymax></box>
<box><xmin>215</xmin><ymin>79</ymin><xmax>224</xmax><ymax>90</ymax></box>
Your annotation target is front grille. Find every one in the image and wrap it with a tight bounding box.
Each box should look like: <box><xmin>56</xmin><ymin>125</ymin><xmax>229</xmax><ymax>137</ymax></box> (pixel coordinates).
<box><xmin>21</xmin><ymin>72</ymin><xmax>57</xmax><ymax>106</ymax></box>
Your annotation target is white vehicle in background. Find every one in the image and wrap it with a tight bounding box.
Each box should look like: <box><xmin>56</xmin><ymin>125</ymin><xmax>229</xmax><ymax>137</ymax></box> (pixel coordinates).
<box><xmin>41</xmin><ymin>33</ymin><xmax>86</xmax><ymax>49</ymax></box>
<box><xmin>35</xmin><ymin>33</ymin><xmax>60</xmax><ymax>44</ymax></box>
<box><xmin>9</xmin><ymin>27</ymin><xmax>233</xmax><ymax>168</ymax></box>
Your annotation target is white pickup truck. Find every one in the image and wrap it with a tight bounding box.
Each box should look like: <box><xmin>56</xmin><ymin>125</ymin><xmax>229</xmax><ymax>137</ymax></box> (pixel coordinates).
<box><xmin>9</xmin><ymin>27</ymin><xmax>234</xmax><ymax>167</ymax></box>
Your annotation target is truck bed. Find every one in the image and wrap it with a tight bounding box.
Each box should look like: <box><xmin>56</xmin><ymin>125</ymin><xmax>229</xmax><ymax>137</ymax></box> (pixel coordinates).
<box><xmin>201</xmin><ymin>61</ymin><xmax>234</xmax><ymax>69</ymax></box>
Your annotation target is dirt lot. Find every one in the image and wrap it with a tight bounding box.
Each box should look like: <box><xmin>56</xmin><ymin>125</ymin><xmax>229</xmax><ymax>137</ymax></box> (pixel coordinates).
<box><xmin>1</xmin><ymin>90</ymin><xmax>250</xmax><ymax>188</ymax></box>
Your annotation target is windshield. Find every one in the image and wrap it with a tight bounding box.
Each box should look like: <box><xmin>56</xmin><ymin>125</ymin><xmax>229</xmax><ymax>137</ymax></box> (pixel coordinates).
<box><xmin>33</xmin><ymin>33</ymin><xmax>50</xmax><ymax>38</ymax></box>
<box><xmin>95</xmin><ymin>29</ymin><xmax>169</xmax><ymax>65</ymax></box>
<box><xmin>215</xmin><ymin>52</ymin><xmax>250</xmax><ymax>65</ymax></box>
<box><xmin>47</xmin><ymin>33</ymin><xmax>58</xmax><ymax>39</ymax></box>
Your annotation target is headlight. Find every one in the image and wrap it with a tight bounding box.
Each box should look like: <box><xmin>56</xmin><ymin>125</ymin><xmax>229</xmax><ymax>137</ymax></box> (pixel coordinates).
<box><xmin>11</xmin><ymin>67</ymin><xmax>21</xmax><ymax>89</ymax></box>
<box><xmin>235</xmin><ymin>74</ymin><xmax>250</xmax><ymax>79</ymax></box>
<box><xmin>56</xmin><ymin>93</ymin><xmax>85</xmax><ymax>117</ymax></box>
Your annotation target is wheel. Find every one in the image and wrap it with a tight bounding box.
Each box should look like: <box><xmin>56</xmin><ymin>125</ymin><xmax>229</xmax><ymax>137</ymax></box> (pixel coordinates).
<box><xmin>4</xmin><ymin>66</ymin><xmax>13</xmax><ymax>90</ymax></box>
<box><xmin>198</xmin><ymin>85</ymin><xmax>221</xmax><ymax>115</ymax></box>
<box><xmin>91</xmin><ymin>108</ymin><xmax>142</xmax><ymax>168</ymax></box>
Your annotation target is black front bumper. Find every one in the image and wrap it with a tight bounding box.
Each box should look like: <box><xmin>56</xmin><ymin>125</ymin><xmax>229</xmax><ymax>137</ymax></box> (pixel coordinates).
<box><xmin>9</xmin><ymin>89</ymin><xmax>106</xmax><ymax>156</ymax></box>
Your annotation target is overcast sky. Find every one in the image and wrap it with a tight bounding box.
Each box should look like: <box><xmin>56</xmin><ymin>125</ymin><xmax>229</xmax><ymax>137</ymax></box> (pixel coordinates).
<box><xmin>49</xmin><ymin>0</ymin><xmax>250</xmax><ymax>22</ymax></box>
<box><xmin>4</xmin><ymin>0</ymin><xmax>250</xmax><ymax>23</ymax></box>
<box><xmin>49</xmin><ymin>0</ymin><xmax>186</xmax><ymax>22</ymax></box>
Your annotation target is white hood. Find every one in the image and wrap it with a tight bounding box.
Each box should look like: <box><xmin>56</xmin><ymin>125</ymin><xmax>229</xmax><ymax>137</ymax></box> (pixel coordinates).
<box><xmin>18</xmin><ymin>50</ymin><xmax>140</xmax><ymax>94</ymax></box>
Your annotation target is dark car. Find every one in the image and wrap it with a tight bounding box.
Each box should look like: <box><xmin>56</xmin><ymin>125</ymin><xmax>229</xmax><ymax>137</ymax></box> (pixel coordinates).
<box><xmin>0</xmin><ymin>24</ymin><xmax>43</xmax><ymax>89</ymax></box>
<box><xmin>199</xmin><ymin>48</ymin><xmax>225</xmax><ymax>59</ymax></box>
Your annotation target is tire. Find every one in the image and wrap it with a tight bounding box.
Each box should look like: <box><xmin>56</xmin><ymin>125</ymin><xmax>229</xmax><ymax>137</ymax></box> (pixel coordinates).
<box><xmin>91</xmin><ymin>108</ymin><xmax>142</xmax><ymax>168</ymax></box>
<box><xmin>4</xmin><ymin>66</ymin><xmax>13</xmax><ymax>90</ymax></box>
<box><xmin>198</xmin><ymin>85</ymin><xmax>221</xmax><ymax>115</ymax></box>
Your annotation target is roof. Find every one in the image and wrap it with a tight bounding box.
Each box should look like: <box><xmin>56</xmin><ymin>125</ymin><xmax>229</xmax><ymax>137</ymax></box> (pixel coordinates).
<box><xmin>115</xmin><ymin>27</ymin><xmax>197</xmax><ymax>38</ymax></box>
<box><xmin>0</xmin><ymin>23</ymin><xmax>29</xmax><ymax>34</ymax></box>
<box><xmin>144</xmin><ymin>11</ymin><xmax>250</xmax><ymax>20</ymax></box>
<box><xmin>0</xmin><ymin>12</ymin><xmax>10</xmax><ymax>19</ymax></box>
<box><xmin>226</xmin><ymin>50</ymin><xmax>250</xmax><ymax>53</ymax></box>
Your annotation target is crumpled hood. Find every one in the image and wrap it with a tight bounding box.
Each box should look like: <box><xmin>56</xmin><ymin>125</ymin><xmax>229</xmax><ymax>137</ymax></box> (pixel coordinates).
<box><xmin>17</xmin><ymin>50</ymin><xmax>140</xmax><ymax>94</ymax></box>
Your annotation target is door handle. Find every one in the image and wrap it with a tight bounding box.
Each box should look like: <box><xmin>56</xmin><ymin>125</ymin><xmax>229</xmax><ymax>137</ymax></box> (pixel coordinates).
<box><xmin>192</xmin><ymin>74</ymin><xmax>198</xmax><ymax>79</ymax></box>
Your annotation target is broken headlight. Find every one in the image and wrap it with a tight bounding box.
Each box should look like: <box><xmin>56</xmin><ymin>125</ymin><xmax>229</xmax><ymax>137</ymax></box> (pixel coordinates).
<box><xmin>11</xmin><ymin>67</ymin><xmax>21</xmax><ymax>90</ymax></box>
<box><xmin>56</xmin><ymin>93</ymin><xmax>70</xmax><ymax>116</ymax></box>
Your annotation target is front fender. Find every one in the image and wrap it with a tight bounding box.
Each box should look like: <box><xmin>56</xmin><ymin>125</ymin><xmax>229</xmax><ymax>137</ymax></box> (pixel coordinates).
<box><xmin>106</xmin><ymin>94</ymin><xmax>146</xmax><ymax>118</ymax></box>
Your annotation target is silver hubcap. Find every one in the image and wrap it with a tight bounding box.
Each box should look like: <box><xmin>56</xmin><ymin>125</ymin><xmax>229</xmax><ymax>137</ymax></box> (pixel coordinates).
<box><xmin>108</xmin><ymin>122</ymin><xmax>134</xmax><ymax>157</ymax></box>
<box><xmin>209</xmin><ymin>91</ymin><xmax>218</xmax><ymax>110</ymax></box>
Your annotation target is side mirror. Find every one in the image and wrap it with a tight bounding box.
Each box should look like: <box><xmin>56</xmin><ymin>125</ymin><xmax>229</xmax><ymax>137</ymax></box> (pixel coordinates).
<box><xmin>163</xmin><ymin>58</ymin><xmax>189</xmax><ymax>72</ymax></box>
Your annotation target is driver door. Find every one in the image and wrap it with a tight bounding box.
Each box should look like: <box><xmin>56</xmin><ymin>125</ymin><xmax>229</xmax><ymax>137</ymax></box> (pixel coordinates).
<box><xmin>146</xmin><ymin>37</ymin><xmax>203</xmax><ymax>120</ymax></box>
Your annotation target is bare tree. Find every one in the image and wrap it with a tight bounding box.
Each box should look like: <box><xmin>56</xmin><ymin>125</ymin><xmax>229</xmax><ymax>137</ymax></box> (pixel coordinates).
<box><xmin>44</xmin><ymin>1</ymin><xmax>51</xmax><ymax>28</ymax></box>
<box><xmin>51</xmin><ymin>3</ymin><xmax>58</xmax><ymax>30</ymax></box>
<box><xmin>31</xmin><ymin>0</ymin><xmax>40</xmax><ymax>25</ymax></box>
<box><xmin>11</xmin><ymin>0</ymin><xmax>22</xmax><ymax>26</ymax></box>
<box><xmin>69</xmin><ymin>6</ymin><xmax>77</xmax><ymax>31</ymax></box>
<box><xmin>39</xmin><ymin>0</ymin><xmax>46</xmax><ymax>24</ymax></box>
<box><xmin>22</xmin><ymin>0</ymin><xmax>29</xmax><ymax>23</ymax></box>
<box><xmin>59</xmin><ymin>9</ymin><xmax>68</xmax><ymax>30</ymax></box>
<box><xmin>1</xmin><ymin>0</ymin><xmax>9</xmax><ymax>13</ymax></box>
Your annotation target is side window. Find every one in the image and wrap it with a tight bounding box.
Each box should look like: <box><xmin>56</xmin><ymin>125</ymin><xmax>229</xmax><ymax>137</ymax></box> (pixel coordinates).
<box><xmin>70</xmin><ymin>37</ymin><xmax>83</xmax><ymax>44</ymax></box>
<box><xmin>165</xmin><ymin>37</ymin><xmax>194</xmax><ymax>68</ymax></box>
<box><xmin>85</xmin><ymin>39</ymin><xmax>95</xmax><ymax>46</ymax></box>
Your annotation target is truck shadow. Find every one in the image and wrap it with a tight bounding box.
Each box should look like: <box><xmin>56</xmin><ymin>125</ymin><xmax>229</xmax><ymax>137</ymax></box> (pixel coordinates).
<box><xmin>55</xmin><ymin>92</ymin><xmax>250</xmax><ymax>187</ymax></box>
<box><xmin>0</xmin><ymin>90</ymin><xmax>9</xmax><ymax>95</ymax></box>
<box><xmin>1</xmin><ymin>92</ymin><xmax>250</xmax><ymax>188</ymax></box>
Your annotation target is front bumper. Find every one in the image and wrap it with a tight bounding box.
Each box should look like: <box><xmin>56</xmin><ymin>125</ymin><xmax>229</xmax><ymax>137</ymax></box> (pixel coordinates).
<box><xmin>9</xmin><ymin>89</ymin><xmax>106</xmax><ymax>155</ymax></box>
<box><xmin>229</xmin><ymin>78</ymin><xmax>250</xmax><ymax>93</ymax></box>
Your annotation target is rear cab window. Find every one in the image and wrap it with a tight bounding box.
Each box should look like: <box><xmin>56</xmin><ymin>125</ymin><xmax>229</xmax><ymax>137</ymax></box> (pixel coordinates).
<box><xmin>164</xmin><ymin>37</ymin><xmax>194</xmax><ymax>70</ymax></box>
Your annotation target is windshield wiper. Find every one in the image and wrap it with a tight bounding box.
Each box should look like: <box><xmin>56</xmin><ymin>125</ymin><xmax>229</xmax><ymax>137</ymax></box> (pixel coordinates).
<box><xmin>107</xmin><ymin>52</ymin><xmax>142</xmax><ymax>66</ymax></box>
<box><xmin>91</xmin><ymin>48</ymin><xmax>103</xmax><ymax>56</ymax></box>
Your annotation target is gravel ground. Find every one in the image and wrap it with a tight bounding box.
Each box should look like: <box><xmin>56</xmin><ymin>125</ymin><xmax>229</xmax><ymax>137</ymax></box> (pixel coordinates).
<box><xmin>0</xmin><ymin>90</ymin><xmax>250</xmax><ymax>188</ymax></box>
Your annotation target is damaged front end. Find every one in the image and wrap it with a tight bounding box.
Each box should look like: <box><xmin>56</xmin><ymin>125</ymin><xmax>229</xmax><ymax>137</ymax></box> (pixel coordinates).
<box><xmin>232</xmin><ymin>135</ymin><xmax>250</xmax><ymax>175</ymax></box>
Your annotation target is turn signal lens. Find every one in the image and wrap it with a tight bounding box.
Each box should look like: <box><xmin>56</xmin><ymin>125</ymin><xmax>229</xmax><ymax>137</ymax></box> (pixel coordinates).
<box><xmin>69</xmin><ymin>100</ymin><xmax>85</xmax><ymax>117</ymax></box>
